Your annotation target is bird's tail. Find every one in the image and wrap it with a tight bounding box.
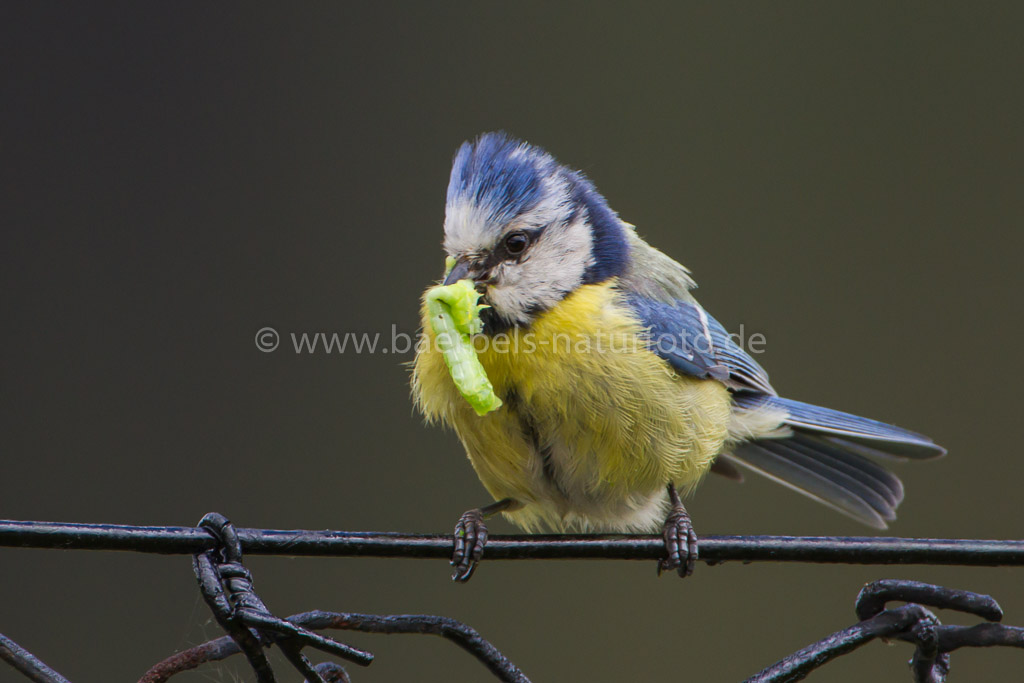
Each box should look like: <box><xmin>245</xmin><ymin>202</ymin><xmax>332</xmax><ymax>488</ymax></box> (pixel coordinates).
<box><xmin>720</xmin><ymin>394</ymin><xmax>946</xmax><ymax>529</ymax></box>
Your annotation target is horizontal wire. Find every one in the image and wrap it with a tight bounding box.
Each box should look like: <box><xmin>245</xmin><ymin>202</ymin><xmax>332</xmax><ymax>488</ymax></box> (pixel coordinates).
<box><xmin>2</xmin><ymin>519</ymin><xmax>1023</xmax><ymax>565</ymax></box>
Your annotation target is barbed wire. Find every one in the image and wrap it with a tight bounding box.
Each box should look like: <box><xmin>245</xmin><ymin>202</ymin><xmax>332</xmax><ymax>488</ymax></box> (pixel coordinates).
<box><xmin>747</xmin><ymin>579</ymin><xmax>1024</xmax><ymax>682</ymax></box>
<box><xmin>137</xmin><ymin>610</ymin><xmax>530</xmax><ymax>683</ymax></box>
<box><xmin>2</xmin><ymin>515</ymin><xmax>1024</xmax><ymax>682</ymax></box>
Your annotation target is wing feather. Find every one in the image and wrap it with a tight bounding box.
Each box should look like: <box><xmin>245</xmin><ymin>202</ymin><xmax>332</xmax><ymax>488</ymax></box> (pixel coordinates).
<box><xmin>621</xmin><ymin>292</ymin><xmax>776</xmax><ymax>395</ymax></box>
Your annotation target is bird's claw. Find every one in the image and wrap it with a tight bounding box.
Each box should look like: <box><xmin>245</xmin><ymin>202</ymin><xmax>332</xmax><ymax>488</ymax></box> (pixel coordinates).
<box><xmin>451</xmin><ymin>508</ymin><xmax>487</xmax><ymax>582</ymax></box>
<box><xmin>658</xmin><ymin>505</ymin><xmax>698</xmax><ymax>578</ymax></box>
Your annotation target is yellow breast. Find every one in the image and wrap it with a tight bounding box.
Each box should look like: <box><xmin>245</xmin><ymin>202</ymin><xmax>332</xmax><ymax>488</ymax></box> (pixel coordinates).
<box><xmin>412</xmin><ymin>281</ymin><xmax>731</xmax><ymax>532</ymax></box>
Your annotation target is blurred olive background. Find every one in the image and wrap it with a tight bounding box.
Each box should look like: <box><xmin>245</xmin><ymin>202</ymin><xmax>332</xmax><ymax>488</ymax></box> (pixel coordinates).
<box><xmin>2</xmin><ymin>3</ymin><xmax>1022</xmax><ymax>681</ymax></box>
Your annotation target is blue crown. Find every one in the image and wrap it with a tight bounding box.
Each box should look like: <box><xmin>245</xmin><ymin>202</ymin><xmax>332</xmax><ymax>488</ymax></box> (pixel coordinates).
<box><xmin>447</xmin><ymin>132</ymin><xmax>630</xmax><ymax>283</ymax></box>
<box><xmin>447</xmin><ymin>132</ymin><xmax>556</xmax><ymax>227</ymax></box>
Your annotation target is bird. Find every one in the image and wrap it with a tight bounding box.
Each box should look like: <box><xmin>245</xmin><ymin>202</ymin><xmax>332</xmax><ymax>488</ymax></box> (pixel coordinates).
<box><xmin>411</xmin><ymin>132</ymin><xmax>945</xmax><ymax>582</ymax></box>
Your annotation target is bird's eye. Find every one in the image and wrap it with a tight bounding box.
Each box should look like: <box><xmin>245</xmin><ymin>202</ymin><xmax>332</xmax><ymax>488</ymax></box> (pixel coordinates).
<box><xmin>503</xmin><ymin>231</ymin><xmax>530</xmax><ymax>257</ymax></box>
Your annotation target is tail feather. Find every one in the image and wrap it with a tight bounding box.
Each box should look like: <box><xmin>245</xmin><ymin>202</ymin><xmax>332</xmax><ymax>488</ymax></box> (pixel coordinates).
<box><xmin>734</xmin><ymin>394</ymin><xmax>946</xmax><ymax>459</ymax></box>
<box><xmin>729</xmin><ymin>436</ymin><xmax>896</xmax><ymax>528</ymax></box>
<box><xmin>821</xmin><ymin>435</ymin><xmax>925</xmax><ymax>463</ymax></box>
<box><xmin>725</xmin><ymin>393</ymin><xmax>944</xmax><ymax>528</ymax></box>
<box><xmin>787</xmin><ymin>432</ymin><xmax>903</xmax><ymax>506</ymax></box>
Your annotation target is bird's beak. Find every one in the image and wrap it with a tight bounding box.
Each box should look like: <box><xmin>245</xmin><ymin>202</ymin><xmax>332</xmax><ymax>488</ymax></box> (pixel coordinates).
<box><xmin>443</xmin><ymin>257</ymin><xmax>472</xmax><ymax>286</ymax></box>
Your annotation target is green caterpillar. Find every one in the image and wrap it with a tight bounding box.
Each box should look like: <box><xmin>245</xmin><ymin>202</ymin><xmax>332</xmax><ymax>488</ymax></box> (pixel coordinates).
<box><xmin>425</xmin><ymin>278</ymin><xmax>503</xmax><ymax>416</ymax></box>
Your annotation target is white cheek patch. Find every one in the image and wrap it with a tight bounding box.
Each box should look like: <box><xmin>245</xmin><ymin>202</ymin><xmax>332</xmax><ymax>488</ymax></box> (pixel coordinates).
<box><xmin>441</xmin><ymin>167</ymin><xmax>598</xmax><ymax>325</ymax></box>
<box><xmin>487</xmin><ymin>216</ymin><xmax>594</xmax><ymax>324</ymax></box>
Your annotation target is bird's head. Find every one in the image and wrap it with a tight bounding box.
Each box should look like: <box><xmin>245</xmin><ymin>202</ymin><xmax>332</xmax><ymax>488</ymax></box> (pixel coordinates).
<box><xmin>441</xmin><ymin>132</ymin><xmax>631</xmax><ymax>330</ymax></box>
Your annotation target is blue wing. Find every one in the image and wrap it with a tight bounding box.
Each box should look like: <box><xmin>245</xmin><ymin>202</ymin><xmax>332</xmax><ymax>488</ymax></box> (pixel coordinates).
<box><xmin>623</xmin><ymin>293</ymin><xmax>776</xmax><ymax>395</ymax></box>
<box><xmin>620</xmin><ymin>288</ymin><xmax>943</xmax><ymax>529</ymax></box>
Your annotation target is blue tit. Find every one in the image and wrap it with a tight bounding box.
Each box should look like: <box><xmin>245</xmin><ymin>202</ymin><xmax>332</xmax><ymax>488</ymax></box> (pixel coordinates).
<box><xmin>412</xmin><ymin>132</ymin><xmax>945</xmax><ymax>581</ymax></box>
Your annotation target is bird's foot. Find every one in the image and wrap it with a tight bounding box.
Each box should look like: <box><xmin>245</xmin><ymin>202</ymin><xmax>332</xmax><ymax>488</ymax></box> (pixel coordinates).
<box><xmin>658</xmin><ymin>485</ymin><xmax>698</xmax><ymax>578</ymax></box>
<box><xmin>451</xmin><ymin>508</ymin><xmax>488</xmax><ymax>582</ymax></box>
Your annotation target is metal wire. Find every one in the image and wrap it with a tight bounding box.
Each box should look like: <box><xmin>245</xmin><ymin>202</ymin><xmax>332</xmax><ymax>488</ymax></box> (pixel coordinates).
<box><xmin>744</xmin><ymin>580</ymin><xmax>1024</xmax><ymax>683</ymax></box>
<box><xmin>0</xmin><ymin>635</ymin><xmax>72</xmax><ymax>683</ymax></box>
<box><xmin>190</xmin><ymin>512</ymin><xmax>374</xmax><ymax>683</ymax></box>
<box><xmin>2</xmin><ymin>519</ymin><xmax>1023</xmax><ymax>565</ymax></box>
<box><xmin>139</xmin><ymin>610</ymin><xmax>531</xmax><ymax>683</ymax></box>
<box><xmin>4</xmin><ymin>517</ymin><xmax>1024</xmax><ymax>683</ymax></box>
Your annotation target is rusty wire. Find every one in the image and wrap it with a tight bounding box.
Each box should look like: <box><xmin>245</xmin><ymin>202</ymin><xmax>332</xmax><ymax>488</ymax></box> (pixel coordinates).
<box><xmin>138</xmin><ymin>610</ymin><xmax>530</xmax><ymax>683</ymax></box>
